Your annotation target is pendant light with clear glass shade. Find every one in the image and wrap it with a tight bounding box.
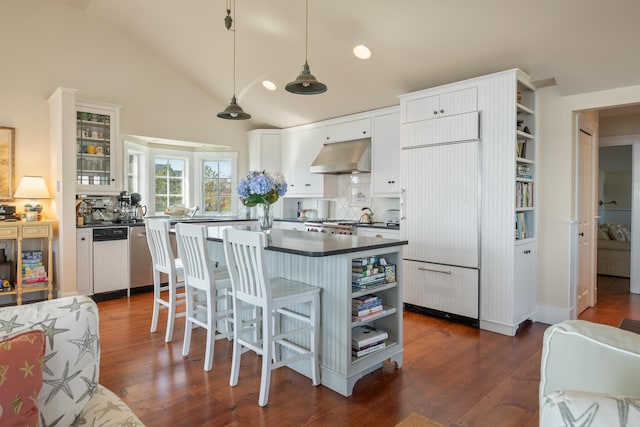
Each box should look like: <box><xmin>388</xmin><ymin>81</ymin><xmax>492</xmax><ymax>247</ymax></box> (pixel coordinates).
<box><xmin>218</xmin><ymin>0</ymin><xmax>251</xmax><ymax>120</ymax></box>
<box><xmin>285</xmin><ymin>0</ymin><xmax>327</xmax><ymax>95</ymax></box>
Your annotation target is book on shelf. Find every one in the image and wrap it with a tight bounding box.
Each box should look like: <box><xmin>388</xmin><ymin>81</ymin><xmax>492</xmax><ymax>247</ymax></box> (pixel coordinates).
<box><xmin>515</xmin><ymin>212</ymin><xmax>528</xmax><ymax>239</ymax></box>
<box><xmin>384</xmin><ymin>264</ymin><xmax>396</xmax><ymax>283</ymax></box>
<box><xmin>516</xmin><ymin>182</ymin><xmax>534</xmax><ymax>208</ymax></box>
<box><xmin>352</xmin><ymin>280</ymin><xmax>386</xmax><ymax>291</ymax></box>
<box><xmin>352</xmin><ymin>267</ymin><xmax>382</xmax><ymax>277</ymax></box>
<box><xmin>352</xmin><ymin>341</ymin><xmax>386</xmax><ymax>357</ymax></box>
<box><xmin>516</xmin><ymin>163</ymin><xmax>532</xmax><ymax>179</ymax></box>
<box><xmin>352</xmin><ymin>297</ymin><xmax>382</xmax><ymax>310</ymax></box>
<box><xmin>352</xmin><ymin>310</ymin><xmax>387</xmax><ymax>323</ymax></box>
<box><xmin>22</xmin><ymin>251</ymin><xmax>43</xmax><ymax>262</ymax></box>
<box><xmin>352</xmin><ymin>325</ymin><xmax>389</xmax><ymax>349</ymax></box>
<box><xmin>352</xmin><ymin>304</ymin><xmax>383</xmax><ymax>318</ymax></box>
<box><xmin>352</xmin><ymin>294</ymin><xmax>381</xmax><ymax>306</ymax></box>
<box><xmin>517</xmin><ymin>141</ymin><xmax>527</xmax><ymax>158</ymax></box>
<box><xmin>352</xmin><ymin>272</ymin><xmax>386</xmax><ymax>284</ymax></box>
<box><xmin>352</xmin><ymin>256</ymin><xmax>378</xmax><ymax>266</ymax></box>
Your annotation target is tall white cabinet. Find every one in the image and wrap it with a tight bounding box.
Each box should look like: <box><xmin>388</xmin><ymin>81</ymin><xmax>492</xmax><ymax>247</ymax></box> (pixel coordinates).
<box><xmin>49</xmin><ymin>87</ymin><xmax>123</xmax><ymax>297</ymax></box>
<box><xmin>371</xmin><ymin>107</ymin><xmax>400</xmax><ymax>197</ymax></box>
<box><xmin>477</xmin><ymin>69</ymin><xmax>537</xmax><ymax>335</ymax></box>
<box><xmin>399</xmin><ymin>69</ymin><xmax>537</xmax><ymax>336</ymax></box>
<box><xmin>248</xmin><ymin>129</ymin><xmax>284</xmax><ymax>218</ymax></box>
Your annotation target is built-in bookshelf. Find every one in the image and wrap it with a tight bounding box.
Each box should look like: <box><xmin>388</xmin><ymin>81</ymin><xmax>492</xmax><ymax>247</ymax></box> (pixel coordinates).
<box><xmin>515</xmin><ymin>80</ymin><xmax>536</xmax><ymax>241</ymax></box>
<box><xmin>350</xmin><ymin>255</ymin><xmax>398</xmax><ymax>362</ymax></box>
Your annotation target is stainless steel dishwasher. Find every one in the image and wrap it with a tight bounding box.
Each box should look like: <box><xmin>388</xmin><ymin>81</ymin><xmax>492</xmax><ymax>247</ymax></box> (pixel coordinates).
<box><xmin>93</xmin><ymin>227</ymin><xmax>129</xmax><ymax>294</ymax></box>
<box><xmin>129</xmin><ymin>224</ymin><xmax>176</xmax><ymax>289</ymax></box>
<box><xmin>129</xmin><ymin>225</ymin><xmax>154</xmax><ymax>289</ymax></box>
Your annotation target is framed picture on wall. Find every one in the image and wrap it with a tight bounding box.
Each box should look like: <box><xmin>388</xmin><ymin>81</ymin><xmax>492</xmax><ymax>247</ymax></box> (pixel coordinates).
<box><xmin>350</xmin><ymin>183</ymin><xmax>370</xmax><ymax>207</ymax></box>
<box><xmin>0</xmin><ymin>127</ymin><xmax>15</xmax><ymax>200</ymax></box>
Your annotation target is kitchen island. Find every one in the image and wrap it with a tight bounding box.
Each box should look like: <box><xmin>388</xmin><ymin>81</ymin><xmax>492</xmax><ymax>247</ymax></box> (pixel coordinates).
<box><xmin>203</xmin><ymin>225</ymin><xmax>408</xmax><ymax>397</ymax></box>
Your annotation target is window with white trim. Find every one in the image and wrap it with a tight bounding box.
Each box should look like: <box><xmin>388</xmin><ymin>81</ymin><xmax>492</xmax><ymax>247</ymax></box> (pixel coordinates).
<box><xmin>202</xmin><ymin>159</ymin><xmax>233</xmax><ymax>213</ymax></box>
<box><xmin>154</xmin><ymin>157</ymin><xmax>185</xmax><ymax>213</ymax></box>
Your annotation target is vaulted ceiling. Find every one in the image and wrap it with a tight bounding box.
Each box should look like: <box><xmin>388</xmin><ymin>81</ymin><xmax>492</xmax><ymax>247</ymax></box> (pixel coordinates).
<box><xmin>54</xmin><ymin>0</ymin><xmax>640</xmax><ymax>129</ymax></box>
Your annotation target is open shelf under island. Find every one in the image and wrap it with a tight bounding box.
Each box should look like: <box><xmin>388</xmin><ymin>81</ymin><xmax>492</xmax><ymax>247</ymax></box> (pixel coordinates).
<box><xmin>201</xmin><ymin>225</ymin><xmax>408</xmax><ymax>397</ymax></box>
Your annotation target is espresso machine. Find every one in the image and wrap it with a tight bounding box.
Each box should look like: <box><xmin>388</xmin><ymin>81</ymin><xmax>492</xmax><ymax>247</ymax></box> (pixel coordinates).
<box><xmin>116</xmin><ymin>191</ymin><xmax>133</xmax><ymax>223</ymax></box>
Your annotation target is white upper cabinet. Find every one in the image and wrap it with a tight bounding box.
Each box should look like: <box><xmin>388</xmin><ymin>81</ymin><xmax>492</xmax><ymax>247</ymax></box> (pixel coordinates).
<box><xmin>282</xmin><ymin>127</ymin><xmax>337</xmax><ymax>197</ymax></box>
<box><xmin>371</xmin><ymin>109</ymin><xmax>400</xmax><ymax>196</ymax></box>
<box><xmin>248</xmin><ymin>130</ymin><xmax>282</xmax><ymax>172</ymax></box>
<box><xmin>322</xmin><ymin>118</ymin><xmax>371</xmax><ymax>143</ymax></box>
<box><xmin>400</xmin><ymin>111</ymin><xmax>479</xmax><ymax>149</ymax></box>
<box><xmin>402</xmin><ymin>87</ymin><xmax>477</xmax><ymax>123</ymax></box>
<box><xmin>75</xmin><ymin>100</ymin><xmax>121</xmax><ymax>194</ymax></box>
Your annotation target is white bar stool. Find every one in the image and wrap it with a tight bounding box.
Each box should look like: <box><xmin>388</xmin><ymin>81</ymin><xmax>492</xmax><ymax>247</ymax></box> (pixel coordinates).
<box><xmin>175</xmin><ymin>223</ymin><xmax>233</xmax><ymax>372</ymax></box>
<box><xmin>222</xmin><ymin>228</ymin><xmax>321</xmax><ymax>407</ymax></box>
<box><xmin>145</xmin><ymin>218</ymin><xmax>186</xmax><ymax>343</ymax></box>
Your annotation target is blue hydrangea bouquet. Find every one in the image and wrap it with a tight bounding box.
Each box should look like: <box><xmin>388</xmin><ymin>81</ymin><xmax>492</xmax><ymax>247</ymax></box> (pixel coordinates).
<box><xmin>237</xmin><ymin>170</ymin><xmax>287</xmax><ymax>207</ymax></box>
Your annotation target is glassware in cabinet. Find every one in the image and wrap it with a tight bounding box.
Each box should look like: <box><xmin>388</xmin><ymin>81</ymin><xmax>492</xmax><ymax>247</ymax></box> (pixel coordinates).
<box><xmin>76</xmin><ymin>104</ymin><xmax>118</xmax><ymax>192</ymax></box>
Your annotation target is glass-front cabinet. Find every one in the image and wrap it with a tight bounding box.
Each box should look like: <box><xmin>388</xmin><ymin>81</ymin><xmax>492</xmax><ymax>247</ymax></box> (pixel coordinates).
<box><xmin>76</xmin><ymin>101</ymin><xmax>119</xmax><ymax>193</ymax></box>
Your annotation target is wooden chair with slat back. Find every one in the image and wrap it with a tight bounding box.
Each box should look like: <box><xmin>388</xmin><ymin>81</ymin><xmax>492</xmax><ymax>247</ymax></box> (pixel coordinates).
<box><xmin>222</xmin><ymin>228</ymin><xmax>321</xmax><ymax>407</ymax></box>
<box><xmin>145</xmin><ymin>218</ymin><xmax>186</xmax><ymax>343</ymax></box>
<box><xmin>175</xmin><ymin>223</ymin><xmax>233</xmax><ymax>372</ymax></box>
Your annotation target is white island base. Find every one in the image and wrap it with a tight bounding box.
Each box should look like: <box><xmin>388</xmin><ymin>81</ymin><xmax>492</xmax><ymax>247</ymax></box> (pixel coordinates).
<box><xmin>205</xmin><ymin>227</ymin><xmax>406</xmax><ymax>397</ymax></box>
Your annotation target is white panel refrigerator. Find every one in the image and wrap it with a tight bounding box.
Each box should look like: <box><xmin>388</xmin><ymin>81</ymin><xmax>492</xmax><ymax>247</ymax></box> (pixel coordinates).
<box><xmin>400</xmin><ymin>139</ymin><xmax>480</xmax><ymax>319</ymax></box>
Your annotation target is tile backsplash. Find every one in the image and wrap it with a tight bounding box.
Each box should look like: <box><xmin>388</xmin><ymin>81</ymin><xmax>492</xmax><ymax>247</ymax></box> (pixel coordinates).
<box><xmin>281</xmin><ymin>175</ymin><xmax>400</xmax><ymax>221</ymax></box>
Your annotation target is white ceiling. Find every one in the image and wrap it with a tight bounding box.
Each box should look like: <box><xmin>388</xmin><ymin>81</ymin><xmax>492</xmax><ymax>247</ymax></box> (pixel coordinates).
<box><xmin>54</xmin><ymin>0</ymin><xmax>640</xmax><ymax>129</ymax></box>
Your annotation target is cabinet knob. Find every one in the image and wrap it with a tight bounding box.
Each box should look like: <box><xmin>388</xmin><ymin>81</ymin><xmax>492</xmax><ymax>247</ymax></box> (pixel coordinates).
<box><xmin>81</xmin><ymin>237</ymin><xmax>86</xmax><ymax>241</ymax></box>
<box><xmin>578</xmin><ymin>232</ymin><xmax>584</xmax><ymax>237</ymax></box>
<box><xmin>305</xmin><ymin>183</ymin><xmax>311</xmax><ymax>187</ymax></box>
<box><xmin>362</xmin><ymin>131</ymin><xmax>367</xmax><ymax>134</ymax></box>
<box><xmin>433</xmin><ymin>110</ymin><xmax>438</xmax><ymax>115</ymax></box>
<box><xmin>440</xmin><ymin>109</ymin><xmax>444</xmax><ymax>114</ymax></box>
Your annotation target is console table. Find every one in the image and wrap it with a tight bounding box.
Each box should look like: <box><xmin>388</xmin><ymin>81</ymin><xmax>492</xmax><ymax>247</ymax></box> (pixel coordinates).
<box><xmin>0</xmin><ymin>220</ymin><xmax>55</xmax><ymax>304</ymax></box>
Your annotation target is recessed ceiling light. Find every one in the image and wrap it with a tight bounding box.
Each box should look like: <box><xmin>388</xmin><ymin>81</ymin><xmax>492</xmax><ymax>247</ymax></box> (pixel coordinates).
<box><xmin>353</xmin><ymin>45</ymin><xmax>371</xmax><ymax>60</ymax></box>
<box><xmin>262</xmin><ymin>80</ymin><xmax>277</xmax><ymax>91</ymax></box>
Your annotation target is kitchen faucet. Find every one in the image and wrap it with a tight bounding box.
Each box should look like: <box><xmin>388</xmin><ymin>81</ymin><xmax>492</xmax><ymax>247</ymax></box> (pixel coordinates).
<box><xmin>188</xmin><ymin>206</ymin><xmax>200</xmax><ymax>218</ymax></box>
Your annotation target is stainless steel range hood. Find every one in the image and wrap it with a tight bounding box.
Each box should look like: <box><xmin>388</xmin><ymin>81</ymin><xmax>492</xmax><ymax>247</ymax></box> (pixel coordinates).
<box><xmin>310</xmin><ymin>138</ymin><xmax>371</xmax><ymax>174</ymax></box>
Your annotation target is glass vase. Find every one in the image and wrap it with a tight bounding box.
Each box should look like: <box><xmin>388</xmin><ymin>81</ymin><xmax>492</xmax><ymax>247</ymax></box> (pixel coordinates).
<box><xmin>256</xmin><ymin>203</ymin><xmax>274</xmax><ymax>232</ymax></box>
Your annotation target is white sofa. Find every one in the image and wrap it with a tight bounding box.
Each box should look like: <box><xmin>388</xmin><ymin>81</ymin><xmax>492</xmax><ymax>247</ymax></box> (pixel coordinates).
<box><xmin>539</xmin><ymin>320</ymin><xmax>640</xmax><ymax>426</ymax></box>
<box><xmin>597</xmin><ymin>223</ymin><xmax>631</xmax><ymax>278</ymax></box>
<box><xmin>0</xmin><ymin>296</ymin><xmax>144</xmax><ymax>426</ymax></box>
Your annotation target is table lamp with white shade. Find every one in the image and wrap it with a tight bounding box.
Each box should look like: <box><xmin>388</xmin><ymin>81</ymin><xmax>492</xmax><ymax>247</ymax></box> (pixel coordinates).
<box><xmin>14</xmin><ymin>176</ymin><xmax>51</xmax><ymax>221</ymax></box>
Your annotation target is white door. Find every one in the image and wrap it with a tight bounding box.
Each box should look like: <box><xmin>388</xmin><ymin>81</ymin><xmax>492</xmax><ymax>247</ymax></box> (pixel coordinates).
<box><xmin>577</xmin><ymin>118</ymin><xmax>598</xmax><ymax>314</ymax></box>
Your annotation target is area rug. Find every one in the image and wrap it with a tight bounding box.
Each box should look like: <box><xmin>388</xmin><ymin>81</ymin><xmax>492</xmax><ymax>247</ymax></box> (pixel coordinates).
<box><xmin>395</xmin><ymin>412</ymin><xmax>445</xmax><ymax>427</ymax></box>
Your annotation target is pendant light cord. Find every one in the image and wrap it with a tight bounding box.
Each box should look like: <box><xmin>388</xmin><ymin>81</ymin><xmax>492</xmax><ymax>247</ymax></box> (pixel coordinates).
<box><xmin>305</xmin><ymin>0</ymin><xmax>309</xmax><ymax>63</ymax></box>
<box><xmin>232</xmin><ymin>0</ymin><xmax>237</xmax><ymax>97</ymax></box>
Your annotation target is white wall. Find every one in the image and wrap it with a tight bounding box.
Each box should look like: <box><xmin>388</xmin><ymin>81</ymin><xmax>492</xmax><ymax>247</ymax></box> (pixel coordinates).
<box><xmin>0</xmin><ymin>0</ymin><xmax>250</xmax><ymax>293</ymax></box>
<box><xmin>537</xmin><ymin>83</ymin><xmax>640</xmax><ymax>324</ymax></box>
<box><xmin>0</xmin><ymin>0</ymin><xmax>249</xmax><ymax>193</ymax></box>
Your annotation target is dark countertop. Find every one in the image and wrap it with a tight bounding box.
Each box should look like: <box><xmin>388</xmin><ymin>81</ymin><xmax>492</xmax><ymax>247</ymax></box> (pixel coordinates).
<box><xmin>355</xmin><ymin>222</ymin><xmax>400</xmax><ymax>230</ymax></box>
<box><xmin>202</xmin><ymin>224</ymin><xmax>407</xmax><ymax>257</ymax></box>
<box><xmin>77</xmin><ymin>216</ymin><xmax>254</xmax><ymax>229</ymax></box>
<box><xmin>77</xmin><ymin>216</ymin><xmax>400</xmax><ymax>232</ymax></box>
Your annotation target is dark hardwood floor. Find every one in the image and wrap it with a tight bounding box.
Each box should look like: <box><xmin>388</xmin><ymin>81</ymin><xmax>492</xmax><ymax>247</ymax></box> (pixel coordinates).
<box><xmin>95</xmin><ymin>275</ymin><xmax>633</xmax><ymax>427</ymax></box>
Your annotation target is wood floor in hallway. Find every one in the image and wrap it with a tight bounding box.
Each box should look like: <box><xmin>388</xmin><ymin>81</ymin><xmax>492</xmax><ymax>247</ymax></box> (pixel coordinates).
<box><xmin>94</xmin><ymin>275</ymin><xmax>636</xmax><ymax>427</ymax></box>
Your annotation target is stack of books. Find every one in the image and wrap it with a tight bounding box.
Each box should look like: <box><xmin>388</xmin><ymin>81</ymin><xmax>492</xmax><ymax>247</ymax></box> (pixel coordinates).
<box><xmin>22</xmin><ymin>251</ymin><xmax>47</xmax><ymax>288</ymax></box>
<box><xmin>352</xmin><ymin>325</ymin><xmax>388</xmax><ymax>358</ymax></box>
<box><xmin>352</xmin><ymin>294</ymin><xmax>383</xmax><ymax>322</ymax></box>
<box><xmin>352</xmin><ymin>257</ymin><xmax>387</xmax><ymax>290</ymax></box>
